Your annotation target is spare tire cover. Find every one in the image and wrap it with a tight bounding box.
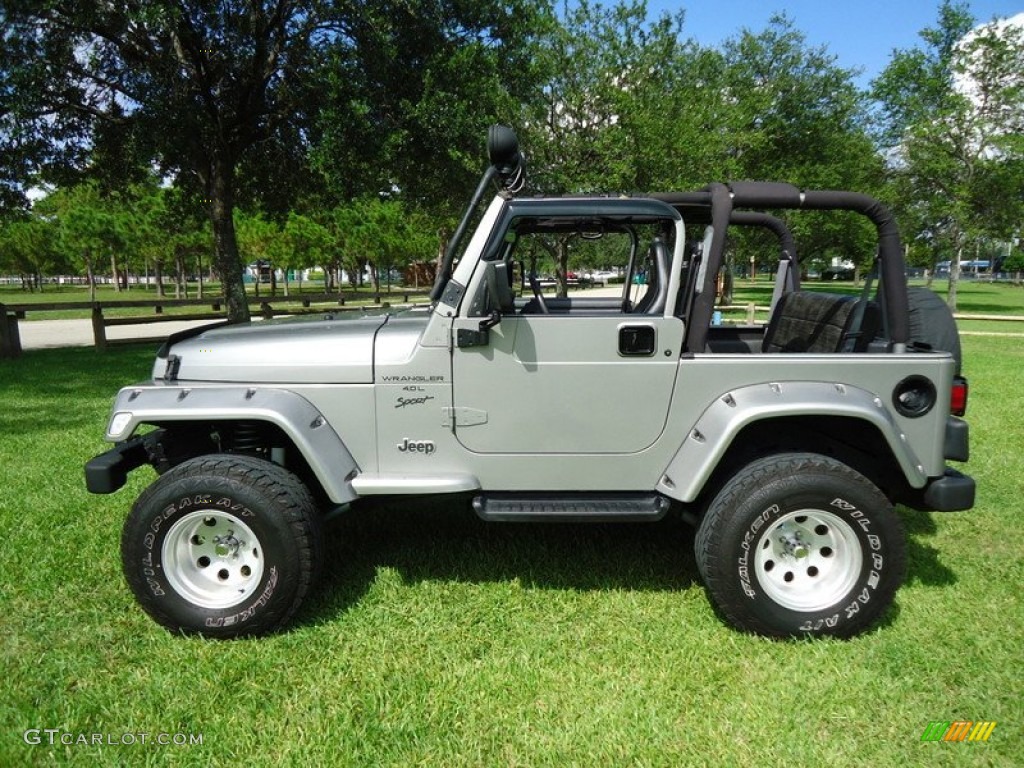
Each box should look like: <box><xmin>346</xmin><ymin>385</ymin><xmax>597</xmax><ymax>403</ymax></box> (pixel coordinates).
<box><xmin>907</xmin><ymin>286</ymin><xmax>962</xmax><ymax>374</ymax></box>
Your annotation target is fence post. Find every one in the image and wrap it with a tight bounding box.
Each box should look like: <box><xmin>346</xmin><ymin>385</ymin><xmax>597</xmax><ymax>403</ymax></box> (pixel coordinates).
<box><xmin>0</xmin><ymin>303</ymin><xmax>22</xmax><ymax>359</ymax></box>
<box><xmin>91</xmin><ymin>304</ymin><xmax>107</xmax><ymax>351</ymax></box>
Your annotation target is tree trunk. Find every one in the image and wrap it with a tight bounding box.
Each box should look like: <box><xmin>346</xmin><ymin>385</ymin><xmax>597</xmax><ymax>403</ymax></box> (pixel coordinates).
<box><xmin>435</xmin><ymin>228</ymin><xmax>447</xmax><ymax>281</ymax></box>
<box><xmin>556</xmin><ymin>240</ymin><xmax>569</xmax><ymax>299</ymax></box>
<box><xmin>947</xmin><ymin>243</ymin><xmax>962</xmax><ymax>311</ymax></box>
<box><xmin>155</xmin><ymin>260</ymin><xmax>166</xmax><ymax>298</ymax></box>
<box><xmin>85</xmin><ymin>251</ymin><xmax>96</xmax><ymax>303</ymax></box>
<box><xmin>111</xmin><ymin>252</ymin><xmax>121</xmax><ymax>292</ymax></box>
<box><xmin>208</xmin><ymin>156</ymin><xmax>250</xmax><ymax>323</ymax></box>
<box><xmin>176</xmin><ymin>250</ymin><xmax>189</xmax><ymax>299</ymax></box>
<box><xmin>721</xmin><ymin>268</ymin><xmax>735</xmax><ymax>306</ymax></box>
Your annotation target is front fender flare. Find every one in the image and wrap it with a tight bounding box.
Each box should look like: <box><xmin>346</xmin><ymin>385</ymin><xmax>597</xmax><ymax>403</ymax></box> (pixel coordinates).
<box><xmin>656</xmin><ymin>381</ymin><xmax>926</xmax><ymax>503</ymax></box>
<box><xmin>102</xmin><ymin>384</ymin><xmax>359</xmax><ymax>503</ymax></box>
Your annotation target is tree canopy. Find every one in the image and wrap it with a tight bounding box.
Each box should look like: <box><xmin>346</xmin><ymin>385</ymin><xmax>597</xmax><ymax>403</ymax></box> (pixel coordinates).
<box><xmin>873</xmin><ymin>0</ymin><xmax>1024</xmax><ymax>307</ymax></box>
<box><xmin>0</xmin><ymin>0</ymin><xmax>548</xmax><ymax>319</ymax></box>
<box><xmin>2</xmin><ymin>0</ymin><xmax>1021</xmax><ymax>305</ymax></box>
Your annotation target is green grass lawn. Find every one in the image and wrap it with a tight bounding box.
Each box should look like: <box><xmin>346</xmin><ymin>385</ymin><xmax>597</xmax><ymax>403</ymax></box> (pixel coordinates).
<box><xmin>1</xmin><ymin>338</ymin><xmax>1022</xmax><ymax>766</ymax></box>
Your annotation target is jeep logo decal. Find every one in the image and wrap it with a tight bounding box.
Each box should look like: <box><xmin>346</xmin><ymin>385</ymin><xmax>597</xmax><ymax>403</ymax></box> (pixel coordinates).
<box><xmin>397</xmin><ymin>438</ymin><xmax>436</xmax><ymax>455</ymax></box>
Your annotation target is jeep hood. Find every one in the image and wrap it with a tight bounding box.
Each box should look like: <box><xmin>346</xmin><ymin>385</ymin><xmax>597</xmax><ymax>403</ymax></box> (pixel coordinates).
<box><xmin>156</xmin><ymin>314</ymin><xmax>400</xmax><ymax>384</ymax></box>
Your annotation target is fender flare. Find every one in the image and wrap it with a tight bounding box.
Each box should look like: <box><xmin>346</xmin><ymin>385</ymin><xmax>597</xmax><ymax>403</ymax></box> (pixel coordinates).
<box><xmin>103</xmin><ymin>384</ymin><xmax>359</xmax><ymax>503</ymax></box>
<box><xmin>656</xmin><ymin>381</ymin><xmax>927</xmax><ymax>503</ymax></box>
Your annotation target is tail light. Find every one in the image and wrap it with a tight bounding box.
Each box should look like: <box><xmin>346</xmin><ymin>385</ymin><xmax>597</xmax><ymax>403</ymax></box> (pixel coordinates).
<box><xmin>951</xmin><ymin>376</ymin><xmax>968</xmax><ymax>417</ymax></box>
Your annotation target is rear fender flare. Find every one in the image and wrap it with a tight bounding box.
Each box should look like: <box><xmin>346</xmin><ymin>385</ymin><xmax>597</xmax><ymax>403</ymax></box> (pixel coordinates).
<box><xmin>657</xmin><ymin>381</ymin><xmax>926</xmax><ymax>502</ymax></box>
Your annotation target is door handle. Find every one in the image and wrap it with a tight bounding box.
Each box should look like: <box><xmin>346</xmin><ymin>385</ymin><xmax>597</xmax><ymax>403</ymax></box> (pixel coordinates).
<box><xmin>618</xmin><ymin>324</ymin><xmax>656</xmax><ymax>356</ymax></box>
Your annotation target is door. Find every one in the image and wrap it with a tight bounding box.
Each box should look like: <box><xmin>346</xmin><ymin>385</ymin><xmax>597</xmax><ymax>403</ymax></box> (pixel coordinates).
<box><xmin>451</xmin><ymin>313</ymin><xmax>683</xmax><ymax>454</ymax></box>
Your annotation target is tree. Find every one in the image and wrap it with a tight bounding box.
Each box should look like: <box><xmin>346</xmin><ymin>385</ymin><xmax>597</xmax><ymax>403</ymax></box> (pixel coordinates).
<box><xmin>722</xmin><ymin>16</ymin><xmax>884</xmax><ymax>277</ymax></box>
<box><xmin>522</xmin><ymin>0</ymin><xmax>693</xmax><ymax>196</ymax></box>
<box><xmin>518</xmin><ymin>5</ymin><xmax>881</xmax><ymax>294</ymax></box>
<box><xmin>1004</xmin><ymin>244</ymin><xmax>1024</xmax><ymax>282</ymax></box>
<box><xmin>325</xmin><ymin>197</ymin><xmax>434</xmax><ymax>295</ymax></box>
<box><xmin>281</xmin><ymin>213</ymin><xmax>331</xmax><ymax>295</ymax></box>
<box><xmin>0</xmin><ymin>216</ymin><xmax>62</xmax><ymax>290</ymax></box>
<box><xmin>1</xmin><ymin>1</ymin><xmax>557</xmax><ymax>318</ymax></box>
<box><xmin>235</xmin><ymin>211</ymin><xmax>284</xmax><ymax>297</ymax></box>
<box><xmin>35</xmin><ymin>183</ymin><xmax>126</xmax><ymax>301</ymax></box>
<box><xmin>148</xmin><ymin>185</ymin><xmax>213</xmax><ymax>299</ymax></box>
<box><xmin>0</xmin><ymin>1</ymin><xmax>350</xmax><ymax>322</ymax></box>
<box><xmin>519</xmin><ymin>0</ymin><xmax>706</xmax><ymax>295</ymax></box>
<box><xmin>873</xmin><ymin>2</ymin><xmax>1024</xmax><ymax>308</ymax></box>
<box><xmin>311</xmin><ymin>0</ymin><xmax>552</xmax><ymax>217</ymax></box>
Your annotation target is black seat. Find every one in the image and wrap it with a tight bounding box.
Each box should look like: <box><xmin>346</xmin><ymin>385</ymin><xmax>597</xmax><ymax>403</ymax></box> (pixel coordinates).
<box><xmin>762</xmin><ymin>291</ymin><xmax>880</xmax><ymax>353</ymax></box>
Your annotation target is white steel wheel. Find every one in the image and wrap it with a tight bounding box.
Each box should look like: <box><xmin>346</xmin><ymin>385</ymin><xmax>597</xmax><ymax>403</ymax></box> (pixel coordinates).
<box><xmin>162</xmin><ymin>510</ymin><xmax>265</xmax><ymax>609</ymax></box>
<box><xmin>753</xmin><ymin>508</ymin><xmax>862</xmax><ymax>612</ymax></box>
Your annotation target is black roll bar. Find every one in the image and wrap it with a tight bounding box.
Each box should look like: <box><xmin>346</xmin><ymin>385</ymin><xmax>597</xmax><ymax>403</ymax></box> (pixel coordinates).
<box><xmin>684</xmin><ymin>181</ymin><xmax>909</xmax><ymax>354</ymax></box>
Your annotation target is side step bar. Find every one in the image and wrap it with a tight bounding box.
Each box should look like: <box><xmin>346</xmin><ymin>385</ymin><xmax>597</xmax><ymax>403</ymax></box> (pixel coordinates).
<box><xmin>473</xmin><ymin>493</ymin><xmax>671</xmax><ymax>523</ymax></box>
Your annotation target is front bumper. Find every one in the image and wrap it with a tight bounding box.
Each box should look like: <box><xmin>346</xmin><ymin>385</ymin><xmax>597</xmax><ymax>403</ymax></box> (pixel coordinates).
<box><xmin>84</xmin><ymin>432</ymin><xmax>157</xmax><ymax>494</ymax></box>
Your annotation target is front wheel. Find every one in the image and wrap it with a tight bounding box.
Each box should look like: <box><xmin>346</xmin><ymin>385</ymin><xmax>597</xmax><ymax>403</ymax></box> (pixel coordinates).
<box><xmin>121</xmin><ymin>454</ymin><xmax>323</xmax><ymax>638</ymax></box>
<box><xmin>695</xmin><ymin>453</ymin><xmax>906</xmax><ymax>638</ymax></box>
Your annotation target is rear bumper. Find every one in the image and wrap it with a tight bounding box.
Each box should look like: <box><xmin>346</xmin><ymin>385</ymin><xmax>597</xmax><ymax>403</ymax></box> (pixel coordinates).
<box><xmin>905</xmin><ymin>415</ymin><xmax>974</xmax><ymax>512</ymax></box>
<box><xmin>906</xmin><ymin>467</ymin><xmax>976</xmax><ymax>512</ymax></box>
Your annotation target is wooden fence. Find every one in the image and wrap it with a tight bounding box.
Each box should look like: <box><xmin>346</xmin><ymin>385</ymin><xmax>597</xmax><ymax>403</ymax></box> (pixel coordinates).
<box><xmin>3</xmin><ymin>294</ymin><xmax>1020</xmax><ymax>360</ymax></box>
<box><xmin>1</xmin><ymin>291</ymin><xmax>429</xmax><ymax>358</ymax></box>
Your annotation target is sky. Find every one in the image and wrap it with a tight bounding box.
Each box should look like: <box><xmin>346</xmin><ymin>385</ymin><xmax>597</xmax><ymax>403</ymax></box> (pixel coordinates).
<box><xmin>646</xmin><ymin>0</ymin><xmax>1024</xmax><ymax>85</ymax></box>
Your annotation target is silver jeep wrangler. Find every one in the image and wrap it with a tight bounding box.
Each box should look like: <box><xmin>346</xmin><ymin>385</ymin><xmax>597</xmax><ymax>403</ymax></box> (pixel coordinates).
<box><xmin>86</xmin><ymin>126</ymin><xmax>974</xmax><ymax>638</ymax></box>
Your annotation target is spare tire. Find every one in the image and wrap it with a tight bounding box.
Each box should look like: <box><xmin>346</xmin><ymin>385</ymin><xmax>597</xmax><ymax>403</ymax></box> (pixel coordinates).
<box><xmin>907</xmin><ymin>287</ymin><xmax>962</xmax><ymax>374</ymax></box>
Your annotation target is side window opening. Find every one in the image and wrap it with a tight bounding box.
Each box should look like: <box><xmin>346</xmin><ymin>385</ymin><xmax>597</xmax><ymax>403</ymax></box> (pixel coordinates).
<box><xmin>481</xmin><ymin>217</ymin><xmax>675</xmax><ymax>316</ymax></box>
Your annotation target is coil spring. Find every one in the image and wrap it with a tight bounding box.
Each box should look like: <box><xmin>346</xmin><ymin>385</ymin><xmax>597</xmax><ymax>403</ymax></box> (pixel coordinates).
<box><xmin>231</xmin><ymin>422</ymin><xmax>264</xmax><ymax>452</ymax></box>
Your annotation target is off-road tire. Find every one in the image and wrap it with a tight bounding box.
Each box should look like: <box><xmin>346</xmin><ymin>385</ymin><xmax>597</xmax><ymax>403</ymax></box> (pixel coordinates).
<box><xmin>121</xmin><ymin>454</ymin><xmax>323</xmax><ymax>638</ymax></box>
<box><xmin>695</xmin><ymin>453</ymin><xmax>906</xmax><ymax>638</ymax></box>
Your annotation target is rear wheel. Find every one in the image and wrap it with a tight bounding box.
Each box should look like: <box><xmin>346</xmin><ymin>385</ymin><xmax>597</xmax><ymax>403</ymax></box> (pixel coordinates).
<box><xmin>695</xmin><ymin>453</ymin><xmax>905</xmax><ymax>638</ymax></box>
<box><xmin>121</xmin><ymin>454</ymin><xmax>322</xmax><ymax>637</ymax></box>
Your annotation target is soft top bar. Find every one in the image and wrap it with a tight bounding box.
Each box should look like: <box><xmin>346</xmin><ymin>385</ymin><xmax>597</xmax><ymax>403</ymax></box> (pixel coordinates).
<box><xmin>727</xmin><ymin>182</ymin><xmax>909</xmax><ymax>348</ymax></box>
<box><xmin>673</xmin><ymin>181</ymin><xmax>908</xmax><ymax>353</ymax></box>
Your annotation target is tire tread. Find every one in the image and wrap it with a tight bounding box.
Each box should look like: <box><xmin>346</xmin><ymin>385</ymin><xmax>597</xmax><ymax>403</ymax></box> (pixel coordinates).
<box><xmin>122</xmin><ymin>454</ymin><xmax>322</xmax><ymax>637</ymax></box>
<box><xmin>695</xmin><ymin>452</ymin><xmax>905</xmax><ymax>638</ymax></box>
